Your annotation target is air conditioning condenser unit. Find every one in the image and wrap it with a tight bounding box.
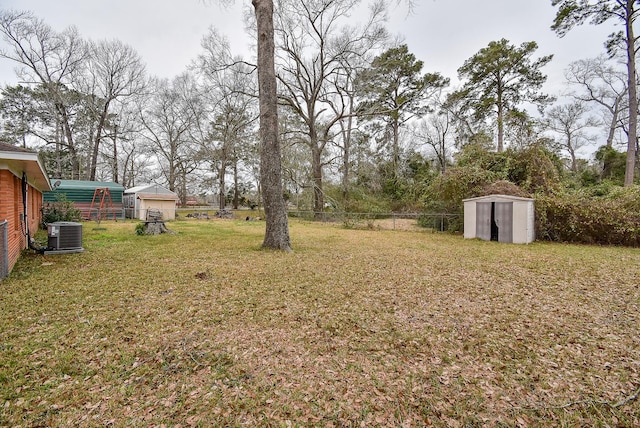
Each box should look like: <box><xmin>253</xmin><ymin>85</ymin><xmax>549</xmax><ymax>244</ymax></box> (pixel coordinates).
<box><xmin>45</xmin><ymin>222</ymin><xmax>84</xmax><ymax>254</ymax></box>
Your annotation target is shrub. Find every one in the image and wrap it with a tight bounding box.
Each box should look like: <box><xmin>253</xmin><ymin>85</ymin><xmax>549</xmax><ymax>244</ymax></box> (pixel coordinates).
<box><xmin>334</xmin><ymin>185</ymin><xmax>392</xmax><ymax>214</ymax></box>
<box><xmin>418</xmin><ymin>167</ymin><xmax>500</xmax><ymax>232</ymax></box>
<box><xmin>476</xmin><ymin>180</ymin><xmax>531</xmax><ymax>198</ymax></box>
<box><xmin>455</xmin><ymin>143</ymin><xmax>563</xmax><ymax>194</ymax></box>
<box><xmin>41</xmin><ymin>194</ymin><xmax>82</xmax><ymax>227</ymax></box>
<box><xmin>595</xmin><ymin>145</ymin><xmax>626</xmax><ymax>184</ymax></box>
<box><xmin>535</xmin><ymin>186</ymin><xmax>640</xmax><ymax>246</ymax></box>
<box><xmin>135</xmin><ymin>222</ymin><xmax>145</xmax><ymax>236</ymax></box>
<box><xmin>503</xmin><ymin>145</ymin><xmax>563</xmax><ymax>193</ymax></box>
<box><xmin>421</xmin><ymin>166</ymin><xmax>499</xmax><ymax>214</ymax></box>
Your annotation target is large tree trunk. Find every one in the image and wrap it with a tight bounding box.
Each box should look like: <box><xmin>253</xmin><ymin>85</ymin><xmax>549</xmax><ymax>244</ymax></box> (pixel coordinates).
<box><xmin>253</xmin><ymin>0</ymin><xmax>291</xmax><ymax>251</ymax></box>
<box><xmin>218</xmin><ymin>163</ymin><xmax>226</xmax><ymax>209</ymax></box>
<box><xmin>168</xmin><ymin>156</ymin><xmax>176</xmax><ymax>192</ymax></box>
<box><xmin>112</xmin><ymin>124</ymin><xmax>118</xmax><ymax>183</ymax></box>
<box><xmin>496</xmin><ymin>85</ymin><xmax>504</xmax><ymax>152</ymax></box>
<box><xmin>392</xmin><ymin>119</ymin><xmax>400</xmax><ymax>176</ymax></box>
<box><xmin>56</xmin><ymin>103</ymin><xmax>80</xmax><ymax>179</ymax></box>
<box><xmin>233</xmin><ymin>159</ymin><xmax>240</xmax><ymax>210</ymax></box>
<box><xmin>341</xmin><ymin>115</ymin><xmax>352</xmax><ymax>200</ymax></box>
<box><xmin>311</xmin><ymin>142</ymin><xmax>323</xmax><ymax>218</ymax></box>
<box><xmin>606</xmin><ymin>106</ymin><xmax>619</xmax><ymax>148</ymax></box>
<box><xmin>90</xmin><ymin>101</ymin><xmax>110</xmax><ymax>181</ymax></box>
<box><xmin>625</xmin><ymin>0</ymin><xmax>637</xmax><ymax>186</ymax></box>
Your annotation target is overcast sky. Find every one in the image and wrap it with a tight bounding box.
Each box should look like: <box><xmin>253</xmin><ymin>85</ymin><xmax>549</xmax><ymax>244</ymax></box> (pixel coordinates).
<box><xmin>0</xmin><ymin>0</ymin><xmax>620</xmax><ymax>96</ymax></box>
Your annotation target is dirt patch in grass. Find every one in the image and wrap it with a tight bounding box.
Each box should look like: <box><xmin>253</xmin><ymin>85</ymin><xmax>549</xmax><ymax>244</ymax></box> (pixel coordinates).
<box><xmin>1</xmin><ymin>219</ymin><xmax>639</xmax><ymax>426</ymax></box>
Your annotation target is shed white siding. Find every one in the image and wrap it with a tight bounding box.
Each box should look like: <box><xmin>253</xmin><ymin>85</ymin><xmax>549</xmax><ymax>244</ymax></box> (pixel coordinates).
<box><xmin>124</xmin><ymin>184</ymin><xmax>178</xmax><ymax>221</ymax></box>
<box><xmin>137</xmin><ymin>195</ymin><xmax>178</xmax><ymax>220</ymax></box>
<box><xmin>463</xmin><ymin>194</ymin><xmax>535</xmax><ymax>244</ymax></box>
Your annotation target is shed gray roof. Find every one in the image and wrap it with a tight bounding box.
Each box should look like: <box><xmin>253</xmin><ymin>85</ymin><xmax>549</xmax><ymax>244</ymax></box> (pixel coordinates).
<box><xmin>463</xmin><ymin>194</ymin><xmax>534</xmax><ymax>203</ymax></box>
<box><xmin>136</xmin><ymin>193</ymin><xmax>179</xmax><ymax>201</ymax></box>
<box><xmin>125</xmin><ymin>184</ymin><xmax>177</xmax><ymax>196</ymax></box>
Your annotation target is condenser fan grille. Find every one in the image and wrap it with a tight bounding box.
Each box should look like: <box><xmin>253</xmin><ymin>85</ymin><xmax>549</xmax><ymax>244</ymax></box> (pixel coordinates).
<box><xmin>47</xmin><ymin>222</ymin><xmax>83</xmax><ymax>250</ymax></box>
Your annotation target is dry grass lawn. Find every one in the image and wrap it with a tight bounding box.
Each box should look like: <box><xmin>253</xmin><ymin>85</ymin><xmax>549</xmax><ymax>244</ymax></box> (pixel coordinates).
<box><xmin>1</xmin><ymin>218</ymin><xmax>639</xmax><ymax>427</ymax></box>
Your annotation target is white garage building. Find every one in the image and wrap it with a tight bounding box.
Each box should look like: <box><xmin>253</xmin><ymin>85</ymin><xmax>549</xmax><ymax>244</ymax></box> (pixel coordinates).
<box><xmin>463</xmin><ymin>194</ymin><xmax>535</xmax><ymax>244</ymax></box>
<box><xmin>123</xmin><ymin>184</ymin><xmax>179</xmax><ymax>221</ymax></box>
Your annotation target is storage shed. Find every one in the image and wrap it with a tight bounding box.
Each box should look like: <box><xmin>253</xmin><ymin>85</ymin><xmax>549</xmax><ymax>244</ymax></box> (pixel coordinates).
<box><xmin>123</xmin><ymin>184</ymin><xmax>179</xmax><ymax>221</ymax></box>
<box><xmin>463</xmin><ymin>194</ymin><xmax>535</xmax><ymax>244</ymax></box>
<box><xmin>43</xmin><ymin>180</ymin><xmax>124</xmax><ymax>220</ymax></box>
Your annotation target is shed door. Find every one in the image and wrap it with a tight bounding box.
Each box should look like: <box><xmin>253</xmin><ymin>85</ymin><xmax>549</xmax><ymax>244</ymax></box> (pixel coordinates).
<box><xmin>494</xmin><ymin>202</ymin><xmax>513</xmax><ymax>243</ymax></box>
<box><xmin>476</xmin><ymin>202</ymin><xmax>491</xmax><ymax>241</ymax></box>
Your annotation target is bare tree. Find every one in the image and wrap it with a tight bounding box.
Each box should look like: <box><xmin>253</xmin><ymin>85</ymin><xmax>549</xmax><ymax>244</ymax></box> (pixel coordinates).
<box><xmin>565</xmin><ymin>55</ymin><xmax>628</xmax><ymax>148</ymax></box>
<box><xmin>105</xmin><ymin>98</ymin><xmax>152</xmax><ymax>187</ymax></box>
<box><xmin>81</xmin><ymin>39</ymin><xmax>146</xmax><ymax>181</ymax></box>
<box><xmin>552</xmin><ymin>0</ymin><xmax>639</xmax><ymax>185</ymax></box>
<box><xmin>0</xmin><ymin>10</ymin><xmax>88</xmax><ymax>178</ymax></box>
<box><xmin>275</xmin><ymin>0</ymin><xmax>388</xmax><ymax>216</ymax></box>
<box><xmin>139</xmin><ymin>75</ymin><xmax>201</xmax><ymax>197</ymax></box>
<box><xmin>412</xmin><ymin>93</ymin><xmax>455</xmax><ymax>174</ymax></box>
<box><xmin>544</xmin><ymin>101</ymin><xmax>599</xmax><ymax>171</ymax></box>
<box><xmin>195</xmin><ymin>28</ymin><xmax>258</xmax><ymax>210</ymax></box>
<box><xmin>328</xmin><ymin>27</ymin><xmax>387</xmax><ymax>202</ymax></box>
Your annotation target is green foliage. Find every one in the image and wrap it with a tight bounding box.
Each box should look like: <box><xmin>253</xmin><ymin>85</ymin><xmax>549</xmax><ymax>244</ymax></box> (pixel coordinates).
<box><xmin>421</xmin><ymin>166</ymin><xmax>499</xmax><ymax>214</ymax></box>
<box><xmin>330</xmin><ymin>184</ymin><xmax>392</xmax><ymax>214</ymax></box>
<box><xmin>551</xmin><ymin>0</ymin><xmax>633</xmax><ymax>41</ymax></box>
<box><xmin>455</xmin><ymin>142</ymin><xmax>505</xmax><ymax>171</ymax></box>
<box><xmin>425</xmin><ymin>141</ymin><xmax>640</xmax><ymax>246</ymax></box>
<box><xmin>0</xmin><ymin>85</ymin><xmax>37</xmax><ymax>146</ymax></box>
<box><xmin>594</xmin><ymin>145</ymin><xmax>626</xmax><ymax>184</ymax></box>
<box><xmin>502</xmin><ymin>145</ymin><xmax>563</xmax><ymax>193</ymax></box>
<box><xmin>135</xmin><ymin>222</ymin><xmax>145</xmax><ymax>236</ymax></box>
<box><xmin>420</xmin><ymin>142</ymin><xmax>586</xmax><ymax>237</ymax></box>
<box><xmin>536</xmin><ymin>186</ymin><xmax>640</xmax><ymax>246</ymax></box>
<box><xmin>41</xmin><ymin>194</ymin><xmax>82</xmax><ymax>227</ymax></box>
<box><xmin>356</xmin><ymin>44</ymin><xmax>449</xmax><ymax>121</ymax></box>
<box><xmin>376</xmin><ymin>151</ymin><xmax>437</xmax><ymax>208</ymax></box>
<box><xmin>453</xmin><ymin>143</ymin><xmax>562</xmax><ymax>194</ymax></box>
<box><xmin>452</xmin><ymin>38</ymin><xmax>553</xmax><ymax>151</ymax></box>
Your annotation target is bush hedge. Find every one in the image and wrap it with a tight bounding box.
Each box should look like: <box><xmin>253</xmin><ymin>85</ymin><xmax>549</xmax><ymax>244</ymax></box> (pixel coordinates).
<box><xmin>535</xmin><ymin>187</ymin><xmax>640</xmax><ymax>246</ymax></box>
<box><xmin>41</xmin><ymin>194</ymin><xmax>82</xmax><ymax>228</ymax></box>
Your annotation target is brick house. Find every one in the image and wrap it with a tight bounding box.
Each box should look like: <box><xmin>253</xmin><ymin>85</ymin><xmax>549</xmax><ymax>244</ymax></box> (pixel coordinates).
<box><xmin>0</xmin><ymin>142</ymin><xmax>51</xmax><ymax>280</ymax></box>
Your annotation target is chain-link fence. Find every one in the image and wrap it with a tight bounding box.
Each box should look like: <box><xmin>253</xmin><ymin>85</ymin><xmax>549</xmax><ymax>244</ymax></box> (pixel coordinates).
<box><xmin>174</xmin><ymin>207</ymin><xmax>462</xmax><ymax>231</ymax></box>
<box><xmin>288</xmin><ymin>211</ymin><xmax>461</xmax><ymax>231</ymax></box>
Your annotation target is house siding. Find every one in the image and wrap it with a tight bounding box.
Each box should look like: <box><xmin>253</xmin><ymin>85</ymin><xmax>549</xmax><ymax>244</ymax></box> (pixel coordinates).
<box><xmin>0</xmin><ymin>169</ymin><xmax>44</xmax><ymax>276</ymax></box>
